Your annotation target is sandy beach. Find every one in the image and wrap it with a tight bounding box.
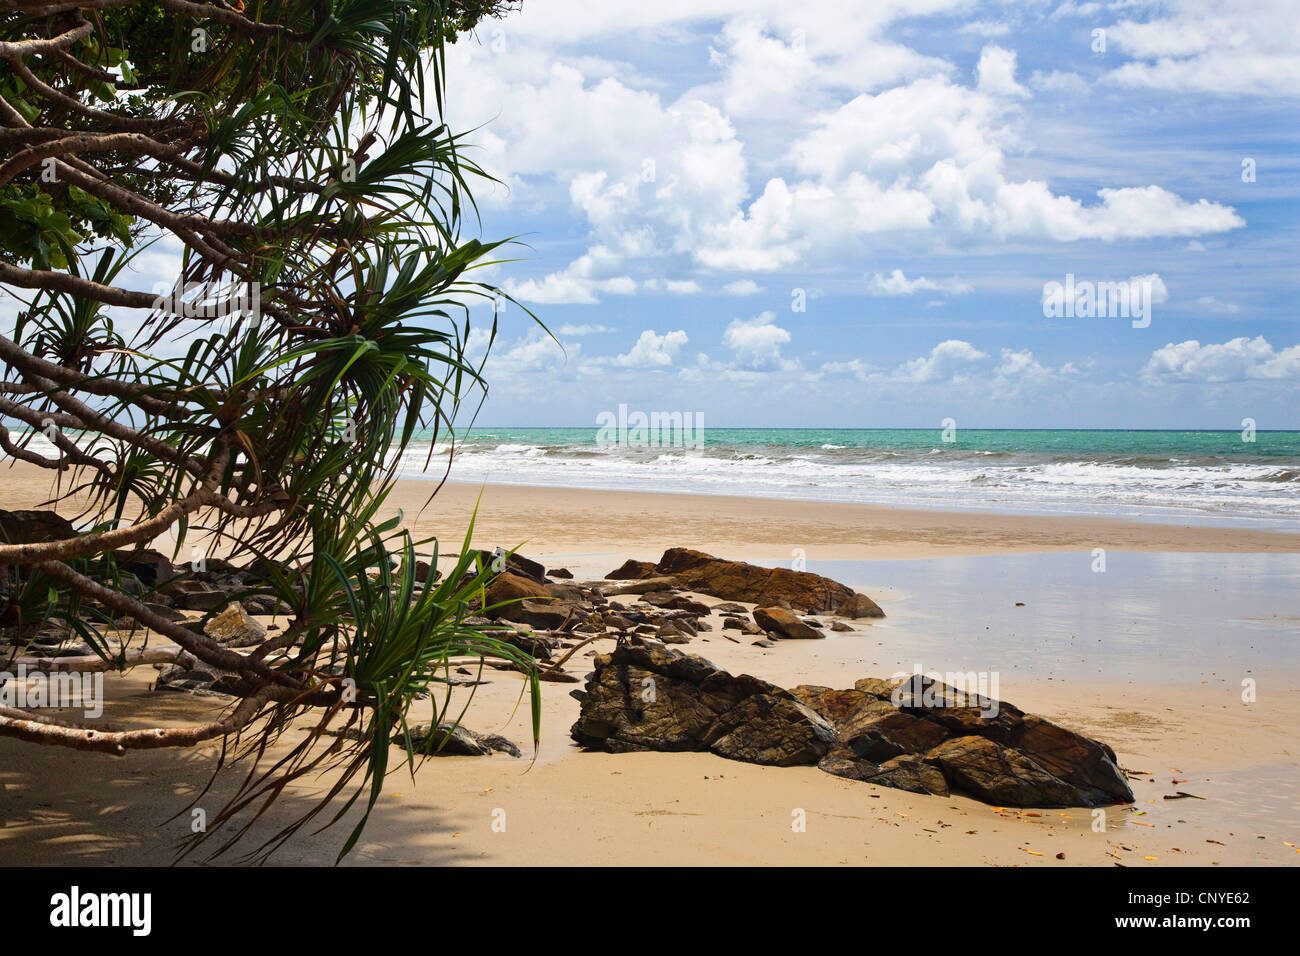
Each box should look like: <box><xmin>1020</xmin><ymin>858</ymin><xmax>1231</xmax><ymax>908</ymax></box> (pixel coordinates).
<box><xmin>1</xmin><ymin>464</ymin><xmax>1298</xmax><ymax>867</ymax></box>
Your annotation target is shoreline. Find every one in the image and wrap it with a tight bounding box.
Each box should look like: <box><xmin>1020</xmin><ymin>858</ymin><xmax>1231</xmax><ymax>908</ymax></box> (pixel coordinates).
<box><xmin>4</xmin><ymin>462</ymin><xmax>1297</xmax><ymax>562</ymax></box>
<box><xmin>382</xmin><ymin>478</ymin><xmax>1300</xmax><ymax>563</ymax></box>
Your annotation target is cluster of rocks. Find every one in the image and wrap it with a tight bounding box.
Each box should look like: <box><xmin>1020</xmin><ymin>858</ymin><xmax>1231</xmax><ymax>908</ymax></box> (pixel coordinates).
<box><xmin>474</xmin><ymin>547</ymin><xmax>885</xmax><ymax>661</ymax></box>
<box><xmin>571</xmin><ymin>641</ymin><xmax>1134</xmax><ymax>809</ymax></box>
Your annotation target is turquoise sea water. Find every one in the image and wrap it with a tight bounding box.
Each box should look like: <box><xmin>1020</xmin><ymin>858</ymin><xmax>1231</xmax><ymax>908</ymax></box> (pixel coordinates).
<box><xmin>385</xmin><ymin>427</ymin><xmax>1300</xmax><ymax>529</ymax></box>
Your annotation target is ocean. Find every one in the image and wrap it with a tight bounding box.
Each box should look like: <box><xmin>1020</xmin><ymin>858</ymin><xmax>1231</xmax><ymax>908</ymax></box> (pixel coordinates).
<box><xmin>391</xmin><ymin>427</ymin><xmax>1300</xmax><ymax>529</ymax></box>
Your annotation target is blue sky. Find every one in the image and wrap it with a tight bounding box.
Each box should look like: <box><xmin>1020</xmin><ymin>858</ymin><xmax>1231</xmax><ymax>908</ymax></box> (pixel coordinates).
<box><xmin>438</xmin><ymin>0</ymin><xmax>1300</xmax><ymax>429</ymax></box>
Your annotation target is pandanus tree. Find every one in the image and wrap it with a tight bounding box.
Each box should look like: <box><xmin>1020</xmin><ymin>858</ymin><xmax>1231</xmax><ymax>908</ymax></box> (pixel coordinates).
<box><xmin>0</xmin><ymin>0</ymin><xmax>537</xmax><ymax>861</ymax></box>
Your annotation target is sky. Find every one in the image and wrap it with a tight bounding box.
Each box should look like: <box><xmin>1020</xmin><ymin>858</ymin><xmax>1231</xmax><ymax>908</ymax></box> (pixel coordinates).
<box><xmin>435</xmin><ymin>0</ymin><xmax>1300</xmax><ymax>429</ymax></box>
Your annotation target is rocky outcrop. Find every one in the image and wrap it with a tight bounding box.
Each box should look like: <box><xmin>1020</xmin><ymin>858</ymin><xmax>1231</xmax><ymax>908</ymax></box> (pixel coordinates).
<box><xmin>605</xmin><ymin>559</ymin><xmax>658</xmax><ymax>580</ymax></box>
<box><xmin>570</xmin><ymin>642</ymin><xmax>834</xmax><ymax>766</ymax></box>
<box><xmin>572</xmin><ymin>644</ymin><xmax>1133</xmax><ymax>808</ymax></box>
<box><xmin>643</xmin><ymin>548</ymin><xmax>882</xmax><ymax>617</ymax></box>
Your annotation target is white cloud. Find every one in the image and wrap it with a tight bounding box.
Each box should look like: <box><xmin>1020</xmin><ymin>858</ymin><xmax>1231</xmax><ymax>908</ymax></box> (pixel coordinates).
<box><xmin>960</xmin><ymin>20</ymin><xmax>1012</xmax><ymax>37</ymax></box>
<box><xmin>613</xmin><ymin>329</ymin><xmax>689</xmax><ymax>367</ymax></box>
<box><xmin>1143</xmin><ymin>336</ymin><xmax>1300</xmax><ymax>382</ymax></box>
<box><xmin>1050</xmin><ymin>2</ymin><xmax>1101</xmax><ymax>19</ymax></box>
<box><xmin>1029</xmin><ymin>70</ymin><xmax>1090</xmax><ymax>95</ymax></box>
<box><xmin>504</xmin><ymin>246</ymin><xmax>637</xmax><ymax>304</ymax></box>
<box><xmin>867</xmin><ymin>269</ymin><xmax>973</xmax><ymax>296</ymax></box>
<box><xmin>1104</xmin><ymin>0</ymin><xmax>1300</xmax><ymax>97</ymax></box>
<box><xmin>1194</xmin><ymin>296</ymin><xmax>1240</xmax><ymax>314</ymax></box>
<box><xmin>893</xmin><ymin>339</ymin><xmax>989</xmax><ymax>383</ymax></box>
<box><xmin>722</xmin><ymin>311</ymin><xmax>792</xmax><ymax>369</ymax></box>
<box><xmin>976</xmin><ymin>45</ymin><xmax>1030</xmax><ymax>99</ymax></box>
<box><xmin>557</xmin><ymin>323</ymin><xmax>615</xmax><ymax>336</ymax></box>
<box><xmin>723</xmin><ymin>279</ymin><xmax>763</xmax><ymax>296</ymax></box>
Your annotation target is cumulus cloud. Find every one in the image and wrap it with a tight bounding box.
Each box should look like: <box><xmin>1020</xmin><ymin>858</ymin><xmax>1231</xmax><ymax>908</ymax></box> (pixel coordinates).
<box><xmin>1142</xmin><ymin>337</ymin><xmax>1300</xmax><ymax>382</ymax></box>
<box><xmin>1104</xmin><ymin>0</ymin><xmax>1300</xmax><ymax>97</ymax></box>
<box><xmin>867</xmin><ymin>269</ymin><xmax>973</xmax><ymax>296</ymax></box>
<box><xmin>613</xmin><ymin>329</ymin><xmax>690</xmax><ymax>367</ymax></box>
<box><xmin>893</xmin><ymin>339</ymin><xmax>989</xmax><ymax>383</ymax></box>
<box><xmin>723</xmin><ymin>279</ymin><xmax>763</xmax><ymax>296</ymax></box>
<box><xmin>722</xmin><ymin>311</ymin><xmax>792</xmax><ymax>369</ymax></box>
<box><xmin>505</xmin><ymin>246</ymin><xmax>637</xmax><ymax>304</ymax></box>
<box><xmin>447</xmin><ymin>7</ymin><xmax>1246</xmax><ymax>292</ymax></box>
<box><xmin>975</xmin><ymin>45</ymin><xmax>1030</xmax><ymax>98</ymax></box>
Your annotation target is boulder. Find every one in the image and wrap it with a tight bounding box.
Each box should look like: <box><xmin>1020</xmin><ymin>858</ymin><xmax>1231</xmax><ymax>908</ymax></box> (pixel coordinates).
<box><xmin>651</xmin><ymin>548</ymin><xmax>880</xmax><ymax>616</ymax></box>
<box><xmin>470</xmin><ymin>549</ymin><xmax>546</xmax><ymax>583</ymax></box>
<box><xmin>483</xmin><ymin>572</ymin><xmax>551</xmax><ymax>619</ymax></box>
<box><xmin>753</xmin><ymin>606</ymin><xmax>823</xmax><ymax>639</ymax></box>
<box><xmin>548</xmin><ymin>567</ymin><xmax>574</xmax><ymax>579</ymax></box>
<box><xmin>572</xmin><ymin>646</ymin><xmax>1133</xmax><ymax>808</ymax></box>
<box><xmin>204</xmin><ymin>602</ymin><xmax>268</xmax><ymax>647</ymax></box>
<box><xmin>837</xmin><ymin>592</ymin><xmax>885</xmax><ymax>619</ymax></box>
<box><xmin>0</xmin><ymin>509</ymin><xmax>77</xmax><ymax>546</ymax></box>
<box><xmin>400</xmin><ymin>721</ymin><xmax>522</xmax><ymax>758</ymax></box>
<box><xmin>926</xmin><ymin>736</ymin><xmax>1083</xmax><ymax>807</ymax></box>
<box><xmin>112</xmin><ymin>548</ymin><xmax>176</xmax><ymax>587</ymax></box>
<box><xmin>605</xmin><ymin>559</ymin><xmax>658</xmax><ymax>580</ymax></box>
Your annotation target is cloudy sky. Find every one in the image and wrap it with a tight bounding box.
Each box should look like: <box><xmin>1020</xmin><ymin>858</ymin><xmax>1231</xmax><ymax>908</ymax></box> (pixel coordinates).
<box><xmin>437</xmin><ymin>0</ymin><xmax>1299</xmax><ymax>429</ymax></box>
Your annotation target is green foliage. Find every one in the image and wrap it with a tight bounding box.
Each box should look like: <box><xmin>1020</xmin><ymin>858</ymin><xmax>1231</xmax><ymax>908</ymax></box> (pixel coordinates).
<box><xmin>0</xmin><ymin>0</ymin><xmax>539</xmax><ymax>861</ymax></box>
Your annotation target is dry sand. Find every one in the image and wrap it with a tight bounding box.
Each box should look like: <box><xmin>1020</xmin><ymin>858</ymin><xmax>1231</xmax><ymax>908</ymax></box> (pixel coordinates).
<box><xmin>1</xmin><ymin>464</ymin><xmax>1297</xmax><ymax>866</ymax></box>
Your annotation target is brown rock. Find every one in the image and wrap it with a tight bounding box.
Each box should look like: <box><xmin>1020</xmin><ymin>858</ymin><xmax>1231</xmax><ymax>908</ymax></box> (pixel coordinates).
<box><xmin>652</xmin><ymin>548</ymin><xmax>881</xmax><ymax>616</ymax></box>
<box><xmin>753</xmin><ymin>606</ymin><xmax>823</xmax><ymax>639</ymax></box>
<box><xmin>605</xmin><ymin>559</ymin><xmax>658</xmax><ymax>580</ymax></box>
<box><xmin>484</xmin><ymin>572</ymin><xmax>552</xmax><ymax>619</ymax></box>
<box><xmin>837</xmin><ymin>592</ymin><xmax>885</xmax><ymax>619</ymax></box>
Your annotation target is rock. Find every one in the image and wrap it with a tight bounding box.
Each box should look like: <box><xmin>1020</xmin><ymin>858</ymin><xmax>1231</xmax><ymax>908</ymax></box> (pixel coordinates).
<box><xmin>600</xmin><ymin>577</ymin><xmax>677</xmax><ymax>596</ymax></box>
<box><xmin>113</xmin><ymin>548</ymin><xmax>176</xmax><ymax>587</ymax></box>
<box><xmin>469</xmin><ymin>549</ymin><xmax>546</xmax><ymax>583</ymax></box>
<box><xmin>837</xmin><ymin>592</ymin><xmax>885</xmax><ymax>619</ymax></box>
<box><xmin>835</xmin><ymin>699</ymin><xmax>949</xmax><ymax>761</ymax></box>
<box><xmin>656</xmin><ymin>622</ymin><xmax>691</xmax><ymax>644</ymax></box>
<box><xmin>830</xmin><ymin>621</ymin><xmax>854</xmax><ymax>632</ymax></box>
<box><xmin>703</xmin><ymin>693</ymin><xmax>836</xmax><ymax>767</ymax></box>
<box><xmin>641</xmin><ymin>591</ymin><xmax>712</xmax><ymax>615</ymax></box>
<box><xmin>0</xmin><ymin>510</ymin><xmax>78</xmax><ymax>601</ymax></box>
<box><xmin>548</xmin><ymin>567</ymin><xmax>574</xmax><ymax>579</ymax></box>
<box><xmin>652</xmin><ymin>548</ymin><xmax>880</xmax><ymax>615</ymax></box>
<box><xmin>143</xmin><ymin>602</ymin><xmax>187</xmax><ymax>623</ymax></box>
<box><xmin>544</xmin><ymin>581</ymin><xmax>588</xmax><ymax>603</ymax></box>
<box><xmin>0</xmin><ymin>509</ymin><xmax>77</xmax><ymax>546</ymax></box>
<box><xmin>753</xmin><ymin>606</ymin><xmax>823</xmax><ymax>639</ymax></box>
<box><xmin>241</xmin><ymin>593</ymin><xmax>292</xmax><ymax>616</ymax></box>
<box><xmin>166</xmin><ymin>581</ymin><xmax>231</xmax><ymax>612</ymax></box>
<box><xmin>572</xmin><ymin>646</ymin><xmax>1132</xmax><ymax>808</ymax></box>
<box><xmin>818</xmin><ymin>753</ymin><xmax>950</xmax><ymax>795</ymax></box>
<box><xmin>713</xmin><ymin>602</ymin><xmax>748</xmax><ymax>614</ymax></box>
<box><xmin>510</xmin><ymin>600</ymin><xmax>573</xmax><ymax>630</ymax></box>
<box><xmin>926</xmin><ymin>736</ymin><xmax>1083</xmax><ymax>807</ymax></box>
<box><xmin>400</xmin><ymin>722</ymin><xmax>522</xmax><ymax>757</ymax></box>
<box><xmin>204</xmin><ymin>602</ymin><xmax>267</xmax><ymax>647</ymax></box>
<box><xmin>570</xmin><ymin>643</ymin><xmax>831</xmax><ymax>765</ymax></box>
<box><xmin>605</xmin><ymin>559</ymin><xmax>658</xmax><ymax>580</ymax></box>
<box><xmin>483</xmin><ymin>572</ymin><xmax>552</xmax><ymax>619</ymax></box>
<box><xmin>752</xmin><ymin>639</ymin><xmax>777</xmax><ymax>647</ymax></box>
